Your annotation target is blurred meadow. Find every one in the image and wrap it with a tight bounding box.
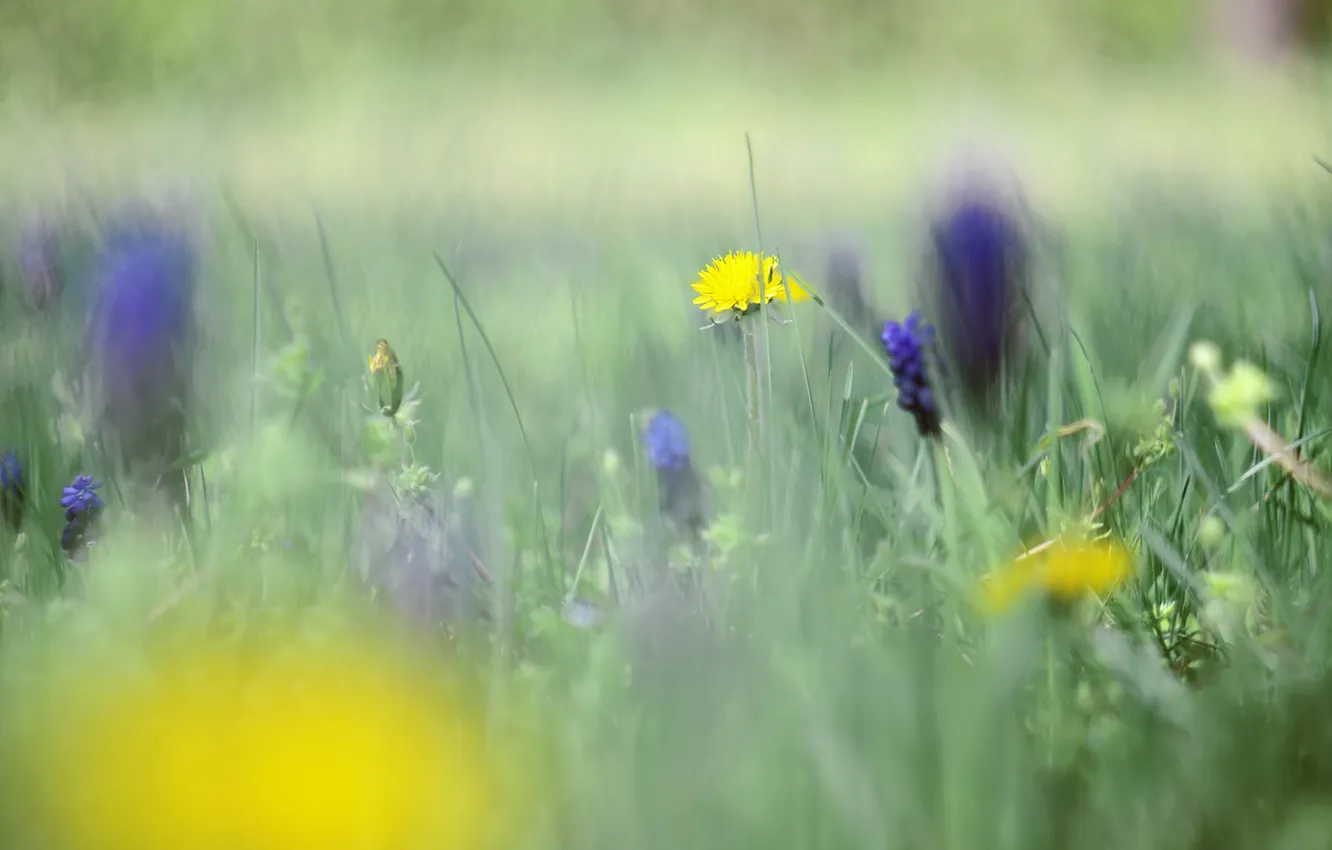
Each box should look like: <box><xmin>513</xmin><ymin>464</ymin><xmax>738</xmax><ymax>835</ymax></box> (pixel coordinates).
<box><xmin>5</xmin><ymin>0</ymin><xmax>1332</xmax><ymax>847</ymax></box>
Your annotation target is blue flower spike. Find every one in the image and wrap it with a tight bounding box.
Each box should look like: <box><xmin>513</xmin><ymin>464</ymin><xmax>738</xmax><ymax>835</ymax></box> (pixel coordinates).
<box><xmin>60</xmin><ymin>474</ymin><xmax>105</xmax><ymax>558</ymax></box>
<box><xmin>882</xmin><ymin>311</ymin><xmax>943</xmax><ymax>439</ymax></box>
<box><xmin>84</xmin><ymin>208</ymin><xmax>198</xmax><ymax>515</ymax></box>
<box><xmin>642</xmin><ymin>409</ymin><xmax>693</xmax><ymax>473</ymax></box>
<box><xmin>923</xmin><ymin>171</ymin><xmax>1032</xmax><ymax>407</ymax></box>
<box><xmin>0</xmin><ymin>451</ymin><xmax>24</xmax><ymax>532</ymax></box>
<box><xmin>640</xmin><ymin>409</ymin><xmax>708</xmax><ymax>541</ymax></box>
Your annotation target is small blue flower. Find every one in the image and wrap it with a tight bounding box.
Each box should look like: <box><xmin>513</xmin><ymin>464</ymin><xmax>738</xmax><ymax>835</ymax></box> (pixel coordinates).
<box><xmin>0</xmin><ymin>452</ymin><xmax>22</xmax><ymax>494</ymax></box>
<box><xmin>640</xmin><ymin>410</ymin><xmax>708</xmax><ymax>540</ymax></box>
<box><xmin>0</xmin><ymin>451</ymin><xmax>24</xmax><ymax>531</ymax></box>
<box><xmin>60</xmin><ymin>474</ymin><xmax>104</xmax><ymax>520</ymax></box>
<box><xmin>642</xmin><ymin>410</ymin><xmax>692</xmax><ymax>472</ymax></box>
<box><xmin>882</xmin><ymin>311</ymin><xmax>942</xmax><ymax>438</ymax></box>
<box><xmin>60</xmin><ymin>474</ymin><xmax>104</xmax><ymax>559</ymax></box>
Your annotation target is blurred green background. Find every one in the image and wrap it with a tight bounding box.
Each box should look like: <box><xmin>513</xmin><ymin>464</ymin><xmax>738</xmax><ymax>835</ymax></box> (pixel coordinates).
<box><xmin>1</xmin><ymin>0</ymin><xmax>1325</xmax><ymax>100</ymax></box>
<box><xmin>1</xmin><ymin>0</ymin><xmax>1330</xmax><ymax>232</ymax></box>
<box><xmin>0</xmin><ymin>0</ymin><xmax>1209</xmax><ymax>99</ymax></box>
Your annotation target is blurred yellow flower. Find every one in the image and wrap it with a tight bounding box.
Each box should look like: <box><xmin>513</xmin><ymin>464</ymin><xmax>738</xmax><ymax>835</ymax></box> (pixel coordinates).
<box><xmin>691</xmin><ymin>251</ymin><xmax>809</xmax><ymax>319</ymax></box>
<box><xmin>982</xmin><ymin>536</ymin><xmax>1135</xmax><ymax>612</ymax></box>
<box><xmin>25</xmin><ymin>637</ymin><xmax>496</xmax><ymax>850</ymax></box>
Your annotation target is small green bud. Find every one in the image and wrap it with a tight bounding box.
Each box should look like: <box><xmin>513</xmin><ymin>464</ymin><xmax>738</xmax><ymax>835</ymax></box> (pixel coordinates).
<box><xmin>452</xmin><ymin>477</ymin><xmax>475</xmax><ymax>501</ymax></box>
<box><xmin>1189</xmin><ymin>341</ymin><xmax>1223</xmax><ymax>375</ymax></box>
<box><xmin>602</xmin><ymin>449</ymin><xmax>622</xmax><ymax>476</ymax></box>
<box><xmin>1198</xmin><ymin>514</ymin><xmax>1226</xmax><ymax>549</ymax></box>
<box><xmin>1203</xmin><ymin>570</ymin><xmax>1255</xmax><ymax>605</ymax></box>
<box><xmin>1208</xmin><ymin>360</ymin><xmax>1277</xmax><ymax>428</ymax></box>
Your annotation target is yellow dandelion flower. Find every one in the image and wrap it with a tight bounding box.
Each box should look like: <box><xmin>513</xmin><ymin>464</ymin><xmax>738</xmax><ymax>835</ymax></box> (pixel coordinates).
<box><xmin>980</xmin><ymin>554</ymin><xmax>1043</xmax><ymax>613</ymax></box>
<box><xmin>981</xmin><ymin>536</ymin><xmax>1135</xmax><ymax>613</ymax></box>
<box><xmin>1041</xmin><ymin>538</ymin><xmax>1134</xmax><ymax>600</ymax></box>
<box><xmin>691</xmin><ymin>251</ymin><xmax>809</xmax><ymax>320</ymax></box>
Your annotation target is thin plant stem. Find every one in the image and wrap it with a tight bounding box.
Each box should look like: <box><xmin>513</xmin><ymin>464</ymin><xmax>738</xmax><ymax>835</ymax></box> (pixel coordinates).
<box><xmin>744</xmin><ymin>321</ymin><xmax>761</xmax><ymax>465</ymax></box>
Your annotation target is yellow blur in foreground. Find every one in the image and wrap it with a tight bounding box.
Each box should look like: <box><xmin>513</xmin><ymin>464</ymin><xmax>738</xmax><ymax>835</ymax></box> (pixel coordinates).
<box><xmin>27</xmin><ymin>638</ymin><xmax>494</xmax><ymax>850</ymax></box>
<box><xmin>982</xmin><ymin>536</ymin><xmax>1135</xmax><ymax>613</ymax></box>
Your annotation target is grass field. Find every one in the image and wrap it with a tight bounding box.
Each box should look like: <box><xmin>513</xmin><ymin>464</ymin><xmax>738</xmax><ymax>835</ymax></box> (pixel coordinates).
<box><xmin>2</xmin><ymin>55</ymin><xmax>1332</xmax><ymax>848</ymax></box>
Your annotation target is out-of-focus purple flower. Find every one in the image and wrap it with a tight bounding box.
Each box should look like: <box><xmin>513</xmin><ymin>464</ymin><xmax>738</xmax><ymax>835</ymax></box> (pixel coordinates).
<box><xmin>1212</xmin><ymin>0</ymin><xmax>1294</xmax><ymax>67</ymax></box>
<box><xmin>920</xmin><ymin>156</ymin><xmax>1032</xmax><ymax>407</ymax></box>
<box><xmin>16</xmin><ymin>216</ymin><xmax>101</xmax><ymax>315</ymax></box>
<box><xmin>353</xmin><ymin>483</ymin><xmax>490</xmax><ymax>632</ymax></box>
<box><xmin>0</xmin><ymin>451</ymin><xmax>24</xmax><ymax>531</ymax></box>
<box><xmin>640</xmin><ymin>410</ymin><xmax>708</xmax><ymax>540</ymax></box>
<box><xmin>643</xmin><ymin>410</ymin><xmax>692</xmax><ymax>472</ymax></box>
<box><xmin>562</xmin><ymin>597</ymin><xmax>606</xmax><ymax>630</ymax></box>
<box><xmin>882</xmin><ymin>311</ymin><xmax>942</xmax><ymax>439</ymax></box>
<box><xmin>19</xmin><ymin>221</ymin><xmax>62</xmax><ymax>311</ymax></box>
<box><xmin>60</xmin><ymin>474</ymin><xmax>104</xmax><ymax>558</ymax></box>
<box><xmin>84</xmin><ymin>214</ymin><xmax>198</xmax><ymax>504</ymax></box>
<box><xmin>823</xmin><ymin>235</ymin><xmax>875</xmax><ymax>340</ymax></box>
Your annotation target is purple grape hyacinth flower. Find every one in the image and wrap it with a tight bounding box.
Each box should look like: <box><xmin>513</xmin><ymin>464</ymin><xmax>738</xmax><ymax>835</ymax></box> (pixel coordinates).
<box><xmin>641</xmin><ymin>410</ymin><xmax>708</xmax><ymax>540</ymax></box>
<box><xmin>823</xmin><ymin>235</ymin><xmax>875</xmax><ymax>340</ymax></box>
<box><xmin>0</xmin><ymin>451</ymin><xmax>24</xmax><ymax>531</ymax></box>
<box><xmin>929</xmin><ymin>194</ymin><xmax>1029</xmax><ymax>400</ymax></box>
<box><xmin>60</xmin><ymin>474</ymin><xmax>104</xmax><ymax>557</ymax></box>
<box><xmin>19</xmin><ymin>220</ymin><xmax>62</xmax><ymax>311</ymax></box>
<box><xmin>643</xmin><ymin>410</ymin><xmax>692</xmax><ymax>472</ymax></box>
<box><xmin>882</xmin><ymin>311</ymin><xmax>942</xmax><ymax>439</ymax></box>
<box><xmin>83</xmin><ymin>215</ymin><xmax>198</xmax><ymax>504</ymax></box>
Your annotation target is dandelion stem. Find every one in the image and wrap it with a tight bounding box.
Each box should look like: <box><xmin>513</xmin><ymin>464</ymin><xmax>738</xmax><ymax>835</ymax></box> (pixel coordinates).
<box><xmin>932</xmin><ymin>438</ymin><xmax>961</xmax><ymax>573</ymax></box>
<box><xmin>744</xmin><ymin>134</ymin><xmax>770</xmax><ymax>456</ymax></box>
<box><xmin>743</xmin><ymin>323</ymin><xmax>762</xmax><ymax>463</ymax></box>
